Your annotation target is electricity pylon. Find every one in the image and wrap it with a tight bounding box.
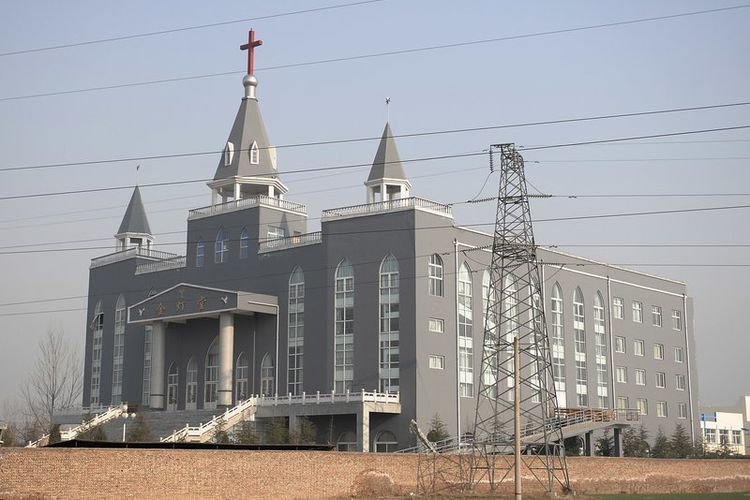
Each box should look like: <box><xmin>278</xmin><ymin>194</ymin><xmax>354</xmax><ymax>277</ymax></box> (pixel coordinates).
<box><xmin>471</xmin><ymin>143</ymin><xmax>571</xmax><ymax>495</ymax></box>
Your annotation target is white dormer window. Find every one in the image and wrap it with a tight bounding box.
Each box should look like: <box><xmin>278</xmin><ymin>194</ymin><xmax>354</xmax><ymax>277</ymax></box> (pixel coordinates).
<box><xmin>250</xmin><ymin>141</ymin><xmax>259</xmax><ymax>165</ymax></box>
<box><xmin>224</xmin><ymin>142</ymin><xmax>234</xmax><ymax>166</ymax></box>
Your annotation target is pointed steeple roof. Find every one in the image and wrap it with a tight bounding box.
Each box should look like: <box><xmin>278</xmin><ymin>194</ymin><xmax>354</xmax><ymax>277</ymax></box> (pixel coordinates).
<box><xmin>367</xmin><ymin>123</ymin><xmax>407</xmax><ymax>183</ymax></box>
<box><xmin>117</xmin><ymin>186</ymin><xmax>152</xmax><ymax>235</ymax></box>
<box><xmin>213</xmin><ymin>97</ymin><xmax>278</xmax><ymax>182</ymax></box>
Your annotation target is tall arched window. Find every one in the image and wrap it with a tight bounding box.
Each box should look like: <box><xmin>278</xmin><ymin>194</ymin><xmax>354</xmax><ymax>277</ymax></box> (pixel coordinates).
<box><xmin>239</xmin><ymin>228</ymin><xmax>249</xmax><ymax>259</ymax></box>
<box><xmin>458</xmin><ymin>263</ymin><xmax>473</xmax><ymax>397</ymax></box>
<box><xmin>428</xmin><ymin>254</ymin><xmax>444</xmax><ymax>296</ymax></box>
<box><xmin>224</xmin><ymin>141</ymin><xmax>234</xmax><ymax>166</ymax></box>
<box><xmin>593</xmin><ymin>291</ymin><xmax>609</xmax><ymax>409</ymax></box>
<box><xmin>573</xmin><ymin>287</ymin><xmax>589</xmax><ymax>407</ymax></box>
<box><xmin>503</xmin><ymin>276</ymin><xmax>518</xmax><ymax>400</ymax></box>
<box><xmin>196</xmin><ymin>240</ymin><xmax>205</xmax><ymax>267</ymax></box>
<box><xmin>260</xmin><ymin>354</ymin><xmax>274</xmax><ymax>396</ymax></box>
<box><xmin>204</xmin><ymin>338</ymin><xmax>219</xmax><ymax>409</ymax></box>
<box><xmin>111</xmin><ymin>295</ymin><xmax>126</xmax><ymax>404</ymax></box>
<box><xmin>90</xmin><ymin>300</ymin><xmax>104</xmax><ymax>406</ymax></box>
<box><xmin>374</xmin><ymin>430</ymin><xmax>398</xmax><ymax>452</ymax></box>
<box><xmin>481</xmin><ymin>270</ymin><xmax>497</xmax><ymax>398</ymax></box>
<box><xmin>167</xmin><ymin>362</ymin><xmax>179</xmax><ymax>411</ymax></box>
<box><xmin>142</xmin><ymin>325</ymin><xmax>152</xmax><ymax>406</ymax></box>
<box><xmin>250</xmin><ymin>141</ymin><xmax>260</xmax><ymax>164</ymax></box>
<box><xmin>215</xmin><ymin>228</ymin><xmax>229</xmax><ymax>264</ymax></box>
<box><xmin>288</xmin><ymin>267</ymin><xmax>304</xmax><ymax>395</ymax></box>
<box><xmin>186</xmin><ymin>357</ymin><xmax>197</xmax><ymax>410</ymax></box>
<box><xmin>379</xmin><ymin>255</ymin><xmax>400</xmax><ymax>393</ymax></box>
<box><xmin>334</xmin><ymin>259</ymin><xmax>354</xmax><ymax>393</ymax></box>
<box><xmin>235</xmin><ymin>352</ymin><xmax>248</xmax><ymax>402</ymax></box>
<box><xmin>550</xmin><ymin>283</ymin><xmax>567</xmax><ymax>407</ymax></box>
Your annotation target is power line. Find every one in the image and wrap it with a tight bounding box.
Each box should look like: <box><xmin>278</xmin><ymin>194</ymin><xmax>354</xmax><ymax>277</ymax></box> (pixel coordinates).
<box><xmin>3</xmin><ymin>4</ymin><xmax>749</xmax><ymax>101</ymax></box>
<box><xmin>0</xmin><ymin>1</ymin><xmax>385</xmax><ymax>57</ymax></box>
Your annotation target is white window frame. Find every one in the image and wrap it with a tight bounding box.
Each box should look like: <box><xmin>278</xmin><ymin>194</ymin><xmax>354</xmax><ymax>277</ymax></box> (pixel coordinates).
<box><xmin>428</xmin><ymin>254</ymin><xmax>444</xmax><ymax>297</ymax></box>
<box><xmin>653</xmin><ymin>343</ymin><xmax>664</xmax><ymax>360</ymax></box>
<box><xmin>616</xmin><ymin>396</ymin><xmax>629</xmax><ymax>409</ymax></box>
<box><xmin>428</xmin><ymin>355</ymin><xmax>445</xmax><ymax>370</ymax></box>
<box><xmin>196</xmin><ymin>240</ymin><xmax>205</xmax><ymax>267</ymax></box>
<box><xmin>652</xmin><ymin>305</ymin><xmax>662</xmax><ymax>327</ymax></box>
<box><xmin>428</xmin><ymin>318</ymin><xmax>444</xmax><ymax>333</ymax></box>
<box><xmin>612</xmin><ymin>297</ymin><xmax>624</xmax><ymax>320</ymax></box>
<box><xmin>250</xmin><ymin>141</ymin><xmax>259</xmax><ymax>164</ymax></box>
<box><xmin>632</xmin><ymin>301</ymin><xmax>643</xmax><ymax>323</ymax></box>
<box><xmin>637</xmin><ymin>398</ymin><xmax>648</xmax><ymax>416</ymax></box>
<box><xmin>614</xmin><ymin>336</ymin><xmax>626</xmax><ymax>354</ymax></box>
<box><xmin>634</xmin><ymin>339</ymin><xmax>645</xmax><ymax>357</ymax></box>
<box><xmin>677</xmin><ymin>402</ymin><xmax>688</xmax><ymax>419</ymax></box>
<box><xmin>656</xmin><ymin>401</ymin><xmax>668</xmax><ymax>418</ymax></box>
<box><xmin>655</xmin><ymin>371</ymin><xmax>666</xmax><ymax>389</ymax></box>
<box><xmin>672</xmin><ymin>309</ymin><xmax>682</xmax><ymax>331</ymax></box>
<box><xmin>675</xmin><ymin>374</ymin><xmax>686</xmax><ymax>391</ymax></box>
<box><xmin>616</xmin><ymin>366</ymin><xmax>627</xmax><ymax>384</ymax></box>
<box><xmin>635</xmin><ymin>369</ymin><xmax>646</xmax><ymax>386</ymax></box>
<box><xmin>674</xmin><ymin>346</ymin><xmax>684</xmax><ymax>363</ymax></box>
<box><xmin>224</xmin><ymin>142</ymin><xmax>234</xmax><ymax>166</ymax></box>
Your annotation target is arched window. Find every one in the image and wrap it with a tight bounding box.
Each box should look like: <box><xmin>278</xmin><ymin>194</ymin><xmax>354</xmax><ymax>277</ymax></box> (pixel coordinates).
<box><xmin>481</xmin><ymin>270</ymin><xmax>497</xmax><ymax>398</ymax></box>
<box><xmin>167</xmin><ymin>362</ymin><xmax>179</xmax><ymax>411</ymax></box>
<box><xmin>224</xmin><ymin>141</ymin><xmax>234</xmax><ymax>166</ymax></box>
<box><xmin>503</xmin><ymin>275</ymin><xmax>518</xmax><ymax>400</ymax></box>
<box><xmin>334</xmin><ymin>259</ymin><xmax>354</xmax><ymax>393</ymax></box>
<box><xmin>379</xmin><ymin>255</ymin><xmax>400</xmax><ymax>393</ymax></box>
<box><xmin>204</xmin><ymin>338</ymin><xmax>219</xmax><ymax>409</ymax></box>
<box><xmin>215</xmin><ymin>228</ymin><xmax>229</xmax><ymax>264</ymax></box>
<box><xmin>250</xmin><ymin>141</ymin><xmax>259</xmax><ymax>164</ymax></box>
<box><xmin>186</xmin><ymin>357</ymin><xmax>197</xmax><ymax>410</ymax></box>
<box><xmin>550</xmin><ymin>283</ymin><xmax>567</xmax><ymax>406</ymax></box>
<box><xmin>260</xmin><ymin>353</ymin><xmax>274</xmax><ymax>396</ymax></box>
<box><xmin>235</xmin><ymin>352</ymin><xmax>248</xmax><ymax>402</ymax></box>
<box><xmin>196</xmin><ymin>240</ymin><xmax>205</xmax><ymax>268</ymax></box>
<box><xmin>90</xmin><ymin>300</ymin><xmax>104</xmax><ymax>406</ymax></box>
<box><xmin>111</xmin><ymin>295</ymin><xmax>126</xmax><ymax>404</ymax></box>
<box><xmin>593</xmin><ymin>291</ymin><xmax>608</xmax><ymax>409</ymax></box>
<box><xmin>458</xmin><ymin>263</ymin><xmax>473</xmax><ymax>397</ymax></box>
<box><xmin>573</xmin><ymin>287</ymin><xmax>589</xmax><ymax>407</ymax></box>
<box><xmin>374</xmin><ymin>430</ymin><xmax>398</xmax><ymax>452</ymax></box>
<box><xmin>142</xmin><ymin>325</ymin><xmax>152</xmax><ymax>406</ymax></box>
<box><xmin>428</xmin><ymin>254</ymin><xmax>444</xmax><ymax>296</ymax></box>
<box><xmin>239</xmin><ymin>228</ymin><xmax>249</xmax><ymax>259</ymax></box>
<box><xmin>288</xmin><ymin>267</ymin><xmax>304</xmax><ymax>396</ymax></box>
<box><xmin>336</xmin><ymin>431</ymin><xmax>357</xmax><ymax>452</ymax></box>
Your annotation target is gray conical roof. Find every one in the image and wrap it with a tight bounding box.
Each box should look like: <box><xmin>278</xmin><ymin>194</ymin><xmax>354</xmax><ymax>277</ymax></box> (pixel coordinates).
<box><xmin>117</xmin><ymin>186</ymin><xmax>152</xmax><ymax>235</ymax></box>
<box><xmin>213</xmin><ymin>98</ymin><xmax>277</xmax><ymax>181</ymax></box>
<box><xmin>367</xmin><ymin>123</ymin><xmax>407</xmax><ymax>183</ymax></box>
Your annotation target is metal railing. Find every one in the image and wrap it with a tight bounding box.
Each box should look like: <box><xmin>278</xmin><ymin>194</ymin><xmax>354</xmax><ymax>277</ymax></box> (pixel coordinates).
<box><xmin>321</xmin><ymin>196</ymin><xmax>453</xmax><ymax>221</ymax></box>
<box><xmin>258</xmin><ymin>231</ymin><xmax>322</xmax><ymax>253</ymax></box>
<box><xmin>90</xmin><ymin>247</ymin><xmax>182</xmax><ymax>269</ymax></box>
<box><xmin>26</xmin><ymin>404</ymin><xmax>129</xmax><ymax>448</ymax></box>
<box><xmin>188</xmin><ymin>195</ymin><xmax>307</xmax><ymax>220</ymax></box>
<box><xmin>135</xmin><ymin>255</ymin><xmax>186</xmax><ymax>275</ymax></box>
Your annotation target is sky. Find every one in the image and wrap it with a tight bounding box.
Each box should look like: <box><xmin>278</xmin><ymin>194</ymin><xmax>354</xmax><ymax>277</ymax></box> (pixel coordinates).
<box><xmin>0</xmin><ymin>0</ymin><xmax>748</xmax><ymax>416</ymax></box>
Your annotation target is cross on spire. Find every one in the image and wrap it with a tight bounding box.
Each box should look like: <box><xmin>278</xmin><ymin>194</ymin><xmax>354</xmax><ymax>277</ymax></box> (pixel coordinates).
<box><xmin>240</xmin><ymin>30</ymin><xmax>263</xmax><ymax>75</ymax></box>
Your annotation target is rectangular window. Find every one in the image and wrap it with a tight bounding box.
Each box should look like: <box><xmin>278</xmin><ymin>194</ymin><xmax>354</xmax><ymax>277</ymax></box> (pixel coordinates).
<box><xmin>656</xmin><ymin>401</ymin><xmax>668</xmax><ymax>418</ymax></box>
<box><xmin>655</xmin><ymin>371</ymin><xmax>666</xmax><ymax>388</ymax></box>
<box><xmin>635</xmin><ymin>369</ymin><xmax>646</xmax><ymax>386</ymax></box>
<box><xmin>267</xmin><ymin>225</ymin><xmax>287</xmax><ymax>240</ymax></box>
<box><xmin>653</xmin><ymin>343</ymin><xmax>664</xmax><ymax>360</ymax></box>
<box><xmin>675</xmin><ymin>374</ymin><xmax>686</xmax><ymax>391</ymax></box>
<box><xmin>617</xmin><ymin>396</ymin><xmax>629</xmax><ymax>409</ymax></box>
<box><xmin>428</xmin><ymin>355</ymin><xmax>445</xmax><ymax>370</ymax></box>
<box><xmin>672</xmin><ymin>309</ymin><xmax>682</xmax><ymax>331</ymax></box>
<box><xmin>613</xmin><ymin>297</ymin><xmax>624</xmax><ymax>320</ymax></box>
<box><xmin>616</xmin><ymin>366</ymin><xmax>627</xmax><ymax>384</ymax></box>
<box><xmin>719</xmin><ymin>429</ymin><xmax>729</xmax><ymax>444</ymax></box>
<box><xmin>732</xmin><ymin>430</ymin><xmax>742</xmax><ymax>445</ymax></box>
<box><xmin>652</xmin><ymin>306</ymin><xmax>662</xmax><ymax>327</ymax></box>
<box><xmin>704</xmin><ymin>428</ymin><xmax>716</xmax><ymax>443</ymax></box>
<box><xmin>634</xmin><ymin>339</ymin><xmax>645</xmax><ymax>357</ymax></box>
<box><xmin>637</xmin><ymin>398</ymin><xmax>648</xmax><ymax>416</ymax></box>
<box><xmin>674</xmin><ymin>346</ymin><xmax>684</xmax><ymax>363</ymax></box>
<box><xmin>677</xmin><ymin>402</ymin><xmax>688</xmax><ymax>419</ymax></box>
<box><xmin>614</xmin><ymin>336</ymin><xmax>626</xmax><ymax>354</ymax></box>
<box><xmin>632</xmin><ymin>301</ymin><xmax>643</xmax><ymax>323</ymax></box>
<box><xmin>428</xmin><ymin>318</ymin><xmax>444</xmax><ymax>333</ymax></box>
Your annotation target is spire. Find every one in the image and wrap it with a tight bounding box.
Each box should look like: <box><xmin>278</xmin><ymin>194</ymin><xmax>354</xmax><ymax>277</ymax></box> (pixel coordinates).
<box><xmin>365</xmin><ymin>123</ymin><xmax>411</xmax><ymax>203</ymax></box>
<box><xmin>115</xmin><ymin>186</ymin><xmax>153</xmax><ymax>251</ymax></box>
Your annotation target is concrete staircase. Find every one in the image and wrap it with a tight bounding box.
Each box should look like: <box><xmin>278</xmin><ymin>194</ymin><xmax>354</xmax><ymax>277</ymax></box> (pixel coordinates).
<box><xmin>160</xmin><ymin>398</ymin><xmax>257</xmax><ymax>443</ymax></box>
<box><xmin>99</xmin><ymin>408</ymin><xmax>221</xmax><ymax>442</ymax></box>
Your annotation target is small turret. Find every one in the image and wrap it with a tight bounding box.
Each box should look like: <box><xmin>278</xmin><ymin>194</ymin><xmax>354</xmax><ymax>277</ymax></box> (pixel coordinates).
<box><xmin>365</xmin><ymin>122</ymin><xmax>411</xmax><ymax>203</ymax></box>
<box><xmin>115</xmin><ymin>186</ymin><xmax>153</xmax><ymax>252</ymax></box>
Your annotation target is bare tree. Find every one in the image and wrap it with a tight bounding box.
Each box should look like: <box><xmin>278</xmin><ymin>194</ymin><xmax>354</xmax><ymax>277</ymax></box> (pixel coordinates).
<box><xmin>21</xmin><ymin>329</ymin><xmax>83</xmax><ymax>433</ymax></box>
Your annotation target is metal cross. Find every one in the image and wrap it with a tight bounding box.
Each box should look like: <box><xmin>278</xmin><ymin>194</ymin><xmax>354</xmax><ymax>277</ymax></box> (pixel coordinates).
<box><xmin>240</xmin><ymin>30</ymin><xmax>263</xmax><ymax>75</ymax></box>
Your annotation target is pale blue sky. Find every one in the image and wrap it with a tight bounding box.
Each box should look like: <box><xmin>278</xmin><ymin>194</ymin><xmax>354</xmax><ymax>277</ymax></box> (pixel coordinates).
<box><xmin>1</xmin><ymin>0</ymin><xmax>748</xmax><ymax>413</ymax></box>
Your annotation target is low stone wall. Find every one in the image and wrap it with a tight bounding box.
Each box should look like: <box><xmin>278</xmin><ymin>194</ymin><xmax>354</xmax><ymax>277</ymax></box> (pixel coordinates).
<box><xmin>0</xmin><ymin>448</ymin><xmax>748</xmax><ymax>499</ymax></box>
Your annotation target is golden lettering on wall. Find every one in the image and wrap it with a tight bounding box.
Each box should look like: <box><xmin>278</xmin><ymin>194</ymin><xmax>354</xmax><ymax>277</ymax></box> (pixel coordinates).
<box><xmin>157</xmin><ymin>303</ymin><xmax>166</xmax><ymax>316</ymax></box>
<box><xmin>175</xmin><ymin>299</ymin><xmax>185</xmax><ymax>313</ymax></box>
<box><xmin>197</xmin><ymin>296</ymin><xmax>207</xmax><ymax>311</ymax></box>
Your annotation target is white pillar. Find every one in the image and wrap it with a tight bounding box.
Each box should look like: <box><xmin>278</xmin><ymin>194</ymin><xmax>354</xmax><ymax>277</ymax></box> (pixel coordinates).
<box><xmin>233</xmin><ymin>183</ymin><xmax>241</xmax><ymax>202</ymax></box>
<box><xmin>218</xmin><ymin>313</ymin><xmax>235</xmax><ymax>407</ymax></box>
<box><xmin>381</xmin><ymin>182</ymin><xmax>387</xmax><ymax>201</ymax></box>
<box><xmin>357</xmin><ymin>409</ymin><xmax>370</xmax><ymax>452</ymax></box>
<box><xmin>367</xmin><ymin>187</ymin><xmax>374</xmax><ymax>204</ymax></box>
<box><xmin>212</xmin><ymin>189</ymin><xmax>220</xmax><ymax>206</ymax></box>
<box><xmin>150</xmin><ymin>321</ymin><xmax>166</xmax><ymax>410</ymax></box>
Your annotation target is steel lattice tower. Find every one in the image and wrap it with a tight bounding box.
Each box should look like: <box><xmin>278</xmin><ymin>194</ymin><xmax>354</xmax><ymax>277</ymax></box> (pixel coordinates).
<box><xmin>470</xmin><ymin>144</ymin><xmax>570</xmax><ymax>494</ymax></box>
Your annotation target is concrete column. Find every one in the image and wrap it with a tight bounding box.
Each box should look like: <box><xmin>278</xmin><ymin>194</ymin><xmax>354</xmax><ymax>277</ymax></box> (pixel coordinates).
<box><xmin>218</xmin><ymin>313</ymin><xmax>235</xmax><ymax>407</ymax></box>
<box><xmin>380</xmin><ymin>182</ymin><xmax>387</xmax><ymax>201</ymax></box>
<box><xmin>357</xmin><ymin>409</ymin><xmax>370</xmax><ymax>452</ymax></box>
<box><xmin>288</xmin><ymin>413</ymin><xmax>298</xmax><ymax>436</ymax></box>
<box><xmin>149</xmin><ymin>321</ymin><xmax>166</xmax><ymax>410</ymax></box>
<box><xmin>584</xmin><ymin>431</ymin><xmax>594</xmax><ymax>456</ymax></box>
<box><xmin>233</xmin><ymin>183</ymin><xmax>241</xmax><ymax>201</ymax></box>
<box><xmin>268</xmin><ymin>185</ymin><xmax>274</xmax><ymax>198</ymax></box>
<box><xmin>212</xmin><ymin>189</ymin><xmax>220</xmax><ymax>206</ymax></box>
<box><xmin>367</xmin><ymin>187</ymin><xmax>374</xmax><ymax>204</ymax></box>
<box><xmin>614</xmin><ymin>427</ymin><xmax>623</xmax><ymax>457</ymax></box>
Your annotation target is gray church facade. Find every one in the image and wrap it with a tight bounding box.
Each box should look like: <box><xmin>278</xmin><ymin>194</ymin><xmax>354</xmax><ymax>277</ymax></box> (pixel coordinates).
<box><xmin>82</xmin><ymin>44</ymin><xmax>699</xmax><ymax>452</ymax></box>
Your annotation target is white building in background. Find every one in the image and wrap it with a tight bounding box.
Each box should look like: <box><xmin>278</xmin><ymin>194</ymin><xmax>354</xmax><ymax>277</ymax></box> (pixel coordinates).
<box><xmin>699</xmin><ymin>399</ymin><xmax>749</xmax><ymax>455</ymax></box>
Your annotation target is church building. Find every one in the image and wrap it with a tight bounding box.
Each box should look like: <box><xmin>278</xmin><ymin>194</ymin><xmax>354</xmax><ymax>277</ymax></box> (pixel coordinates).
<box><xmin>82</xmin><ymin>31</ymin><xmax>699</xmax><ymax>451</ymax></box>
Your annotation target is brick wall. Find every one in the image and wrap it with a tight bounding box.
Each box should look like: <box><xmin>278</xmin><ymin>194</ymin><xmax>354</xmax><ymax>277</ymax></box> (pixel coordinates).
<box><xmin>1</xmin><ymin>449</ymin><xmax>748</xmax><ymax>499</ymax></box>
